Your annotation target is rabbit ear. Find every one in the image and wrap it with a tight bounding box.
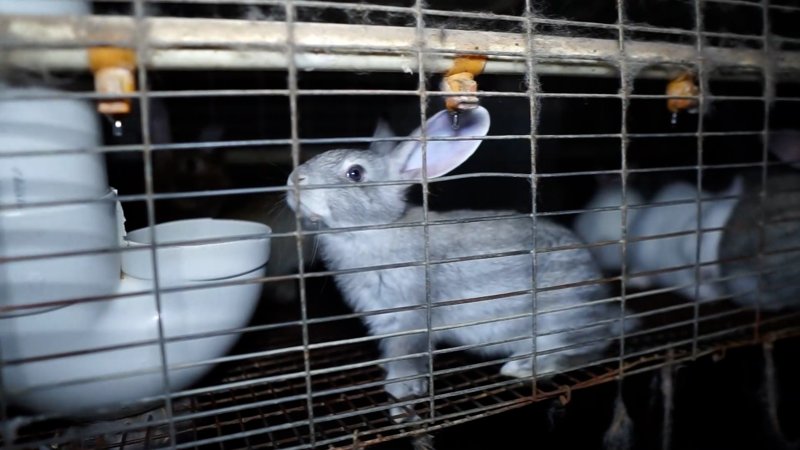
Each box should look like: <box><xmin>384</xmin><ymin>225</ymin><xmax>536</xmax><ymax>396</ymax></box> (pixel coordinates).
<box><xmin>395</xmin><ymin>106</ymin><xmax>490</xmax><ymax>180</ymax></box>
<box><xmin>770</xmin><ymin>130</ymin><xmax>800</xmax><ymax>169</ymax></box>
<box><xmin>369</xmin><ymin>118</ymin><xmax>396</xmax><ymax>153</ymax></box>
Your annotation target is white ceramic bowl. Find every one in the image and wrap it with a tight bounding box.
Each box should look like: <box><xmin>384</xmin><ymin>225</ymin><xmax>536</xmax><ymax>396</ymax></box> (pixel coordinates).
<box><xmin>0</xmin><ymin>189</ymin><xmax>121</xmax><ymax>312</ymax></box>
<box><xmin>122</xmin><ymin>218</ymin><xmax>272</xmax><ymax>281</ymax></box>
<box><xmin>0</xmin><ymin>85</ymin><xmax>107</xmax><ymax>205</ymax></box>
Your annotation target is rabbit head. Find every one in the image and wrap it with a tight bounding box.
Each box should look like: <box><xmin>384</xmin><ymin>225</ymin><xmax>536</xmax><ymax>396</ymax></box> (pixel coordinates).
<box><xmin>286</xmin><ymin>107</ymin><xmax>491</xmax><ymax>228</ymax></box>
<box><xmin>573</xmin><ymin>177</ymin><xmax>645</xmax><ymax>272</ymax></box>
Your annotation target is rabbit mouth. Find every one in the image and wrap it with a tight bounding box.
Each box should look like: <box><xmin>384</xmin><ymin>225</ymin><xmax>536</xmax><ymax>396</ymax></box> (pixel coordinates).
<box><xmin>286</xmin><ymin>191</ymin><xmax>321</xmax><ymax>222</ymax></box>
<box><xmin>293</xmin><ymin>200</ymin><xmax>324</xmax><ymax>224</ymax></box>
<box><xmin>298</xmin><ymin>202</ymin><xmax>324</xmax><ymax>223</ymax></box>
<box><xmin>295</xmin><ymin>204</ymin><xmax>322</xmax><ymax>223</ymax></box>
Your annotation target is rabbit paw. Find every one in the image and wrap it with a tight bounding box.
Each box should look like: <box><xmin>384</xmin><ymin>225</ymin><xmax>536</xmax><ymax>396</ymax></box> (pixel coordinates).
<box><xmin>500</xmin><ymin>359</ymin><xmax>533</xmax><ymax>379</ymax></box>
<box><xmin>384</xmin><ymin>377</ymin><xmax>427</xmax><ymax>424</ymax></box>
<box><xmin>385</xmin><ymin>376</ymin><xmax>428</xmax><ymax>400</ymax></box>
<box><xmin>389</xmin><ymin>405</ymin><xmax>422</xmax><ymax>424</ymax></box>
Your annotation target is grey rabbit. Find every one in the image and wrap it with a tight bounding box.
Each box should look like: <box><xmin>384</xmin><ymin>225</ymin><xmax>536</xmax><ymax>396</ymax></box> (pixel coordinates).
<box><xmin>286</xmin><ymin>107</ymin><xmax>632</xmax><ymax>420</ymax></box>
<box><xmin>717</xmin><ymin>130</ymin><xmax>800</xmax><ymax>311</ymax></box>
<box><xmin>575</xmin><ymin>174</ymin><xmax>744</xmax><ymax>302</ymax></box>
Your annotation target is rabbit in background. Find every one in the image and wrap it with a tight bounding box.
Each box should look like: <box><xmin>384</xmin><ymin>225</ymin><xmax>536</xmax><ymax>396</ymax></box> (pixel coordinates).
<box><xmin>286</xmin><ymin>106</ymin><xmax>632</xmax><ymax>421</ymax></box>
<box><xmin>627</xmin><ymin>176</ymin><xmax>744</xmax><ymax>302</ymax></box>
<box><xmin>572</xmin><ymin>175</ymin><xmax>646</xmax><ymax>282</ymax></box>
<box><xmin>718</xmin><ymin>129</ymin><xmax>800</xmax><ymax>311</ymax></box>
<box><xmin>574</xmin><ymin>173</ymin><xmax>744</xmax><ymax>302</ymax></box>
<box><xmin>574</xmin><ymin>127</ymin><xmax>800</xmax><ymax>306</ymax></box>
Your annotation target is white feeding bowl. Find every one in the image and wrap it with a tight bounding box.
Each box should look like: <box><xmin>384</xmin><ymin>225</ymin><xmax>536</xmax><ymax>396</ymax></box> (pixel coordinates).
<box><xmin>122</xmin><ymin>218</ymin><xmax>272</xmax><ymax>280</ymax></box>
<box><xmin>2</xmin><ymin>218</ymin><xmax>271</xmax><ymax>416</ymax></box>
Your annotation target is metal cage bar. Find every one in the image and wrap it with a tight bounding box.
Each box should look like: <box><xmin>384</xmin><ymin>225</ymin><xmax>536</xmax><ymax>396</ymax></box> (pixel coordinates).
<box><xmin>2</xmin><ymin>0</ymin><xmax>800</xmax><ymax>449</ymax></box>
<box><xmin>2</xmin><ymin>16</ymin><xmax>800</xmax><ymax>75</ymax></box>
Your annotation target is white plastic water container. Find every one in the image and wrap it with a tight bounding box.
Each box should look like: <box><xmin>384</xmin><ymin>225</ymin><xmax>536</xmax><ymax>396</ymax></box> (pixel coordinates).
<box><xmin>0</xmin><ymin>0</ymin><xmax>90</xmax><ymax>15</ymax></box>
<box><xmin>0</xmin><ymin>84</ymin><xmax>107</xmax><ymax>205</ymax></box>
<box><xmin>0</xmin><ymin>189</ymin><xmax>121</xmax><ymax>311</ymax></box>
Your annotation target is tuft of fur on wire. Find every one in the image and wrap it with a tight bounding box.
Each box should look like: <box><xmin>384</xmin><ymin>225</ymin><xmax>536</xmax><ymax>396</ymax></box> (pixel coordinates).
<box><xmin>660</xmin><ymin>364</ymin><xmax>674</xmax><ymax>450</ymax></box>
<box><xmin>603</xmin><ymin>389</ymin><xmax>635</xmax><ymax>450</ymax></box>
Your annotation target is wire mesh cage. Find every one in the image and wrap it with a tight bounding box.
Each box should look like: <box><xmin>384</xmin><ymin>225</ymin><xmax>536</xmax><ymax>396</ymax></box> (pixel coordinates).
<box><xmin>1</xmin><ymin>0</ymin><xmax>799</xmax><ymax>449</ymax></box>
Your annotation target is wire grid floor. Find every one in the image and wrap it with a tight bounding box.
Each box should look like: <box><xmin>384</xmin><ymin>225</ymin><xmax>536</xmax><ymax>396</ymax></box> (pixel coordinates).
<box><xmin>7</xmin><ymin>304</ymin><xmax>800</xmax><ymax>450</ymax></box>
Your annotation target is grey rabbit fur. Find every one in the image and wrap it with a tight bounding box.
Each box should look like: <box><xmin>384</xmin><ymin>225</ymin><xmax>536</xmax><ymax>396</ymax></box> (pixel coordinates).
<box><xmin>286</xmin><ymin>106</ymin><xmax>632</xmax><ymax>420</ymax></box>
<box><xmin>717</xmin><ymin>130</ymin><xmax>800</xmax><ymax>311</ymax></box>
<box><xmin>574</xmin><ymin>174</ymin><xmax>744</xmax><ymax>303</ymax></box>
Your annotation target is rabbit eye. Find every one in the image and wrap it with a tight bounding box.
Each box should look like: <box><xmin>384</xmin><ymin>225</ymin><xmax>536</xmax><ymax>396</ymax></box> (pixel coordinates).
<box><xmin>345</xmin><ymin>164</ymin><xmax>365</xmax><ymax>182</ymax></box>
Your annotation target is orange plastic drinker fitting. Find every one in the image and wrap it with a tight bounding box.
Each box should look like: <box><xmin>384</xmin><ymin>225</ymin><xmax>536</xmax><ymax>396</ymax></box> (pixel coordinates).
<box><xmin>89</xmin><ymin>47</ymin><xmax>137</xmax><ymax>115</ymax></box>
<box><xmin>666</xmin><ymin>71</ymin><xmax>699</xmax><ymax>114</ymax></box>
<box><xmin>440</xmin><ymin>55</ymin><xmax>488</xmax><ymax>113</ymax></box>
